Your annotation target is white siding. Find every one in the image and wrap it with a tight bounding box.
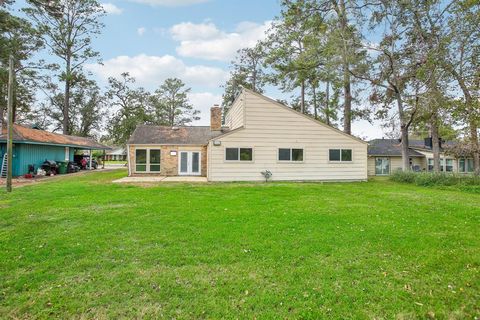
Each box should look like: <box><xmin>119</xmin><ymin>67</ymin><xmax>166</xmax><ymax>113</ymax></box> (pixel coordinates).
<box><xmin>208</xmin><ymin>90</ymin><xmax>368</xmax><ymax>181</ymax></box>
<box><xmin>224</xmin><ymin>92</ymin><xmax>245</xmax><ymax>130</ymax></box>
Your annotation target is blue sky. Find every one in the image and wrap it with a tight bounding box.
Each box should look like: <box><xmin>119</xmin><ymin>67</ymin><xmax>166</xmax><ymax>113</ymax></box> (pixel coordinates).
<box><xmin>13</xmin><ymin>0</ymin><xmax>384</xmax><ymax>139</ymax></box>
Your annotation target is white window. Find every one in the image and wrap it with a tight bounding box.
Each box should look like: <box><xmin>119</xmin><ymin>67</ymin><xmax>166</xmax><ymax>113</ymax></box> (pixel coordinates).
<box><xmin>459</xmin><ymin>158</ymin><xmax>474</xmax><ymax>173</ymax></box>
<box><xmin>135</xmin><ymin>149</ymin><xmax>161</xmax><ymax>172</ymax></box>
<box><xmin>225</xmin><ymin>148</ymin><xmax>253</xmax><ymax>161</ymax></box>
<box><xmin>278</xmin><ymin>148</ymin><xmax>304</xmax><ymax>162</ymax></box>
<box><xmin>445</xmin><ymin>159</ymin><xmax>453</xmax><ymax>172</ymax></box>
<box><xmin>329</xmin><ymin>149</ymin><xmax>352</xmax><ymax>162</ymax></box>
<box><xmin>65</xmin><ymin>147</ymin><xmax>70</xmax><ymax>161</ymax></box>
<box><xmin>428</xmin><ymin>158</ymin><xmax>453</xmax><ymax>172</ymax></box>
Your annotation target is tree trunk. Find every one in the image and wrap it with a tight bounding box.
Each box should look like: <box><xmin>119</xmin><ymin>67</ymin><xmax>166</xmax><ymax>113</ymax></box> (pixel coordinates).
<box><xmin>343</xmin><ymin>65</ymin><xmax>352</xmax><ymax>134</ymax></box>
<box><xmin>470</xmin><ymin>120</ymin><xmax>480</xmax><ymax>175</ymax></box>
<box><xmin>313</xmin><ymin>85</ymin><xmax>318</xmax><ymax>120</ymax></box>
<box><xmin>63</xmin><ymin>59</ymin><xmax>71</xmax><ymax>135</ymax></box>
<box><xmin>339</xmin><ymin>0</ymin><xmax>352</xmax><ymax>134</ymax></box>
<box><xmin>431</xmin><ymin>113</ymin><xmax>441</xmax><ymax>173</ymax></box>
<box><xmin>396</xmin><ymin>91</ymin><xmax>410</xmax><ymax>171</ymax></box>
<box><xmin>300</xmin><ymin>81</ymin><xmax>305</xmax><ymax>114</ymax></box>
<box><xmin>444</xmin><ymin>63</ymin><xmax>479</xmax><ymax>174</ymax></box>
<box><xmin>325</xmin><ymin>80</ymin><xmax>330</xmax><ymax>126</ymax></box>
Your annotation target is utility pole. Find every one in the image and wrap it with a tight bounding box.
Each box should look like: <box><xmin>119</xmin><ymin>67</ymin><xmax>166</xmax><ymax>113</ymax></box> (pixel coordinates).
<box><xmin>6</xmin><ymin>55</ymin><xmax>14</xmax><ymax>192</ymax></box>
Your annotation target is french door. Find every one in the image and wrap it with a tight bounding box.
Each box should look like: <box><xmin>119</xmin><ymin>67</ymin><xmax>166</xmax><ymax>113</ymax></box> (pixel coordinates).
<box><xmin>375</xmin><ymin>157</ymin><xmax>390</xmax><ymax>175</ymax></box>
<box><xmin>178</xmin><ymin>151</ymin><xmax>201</xmax><ymax>176</ymax></box>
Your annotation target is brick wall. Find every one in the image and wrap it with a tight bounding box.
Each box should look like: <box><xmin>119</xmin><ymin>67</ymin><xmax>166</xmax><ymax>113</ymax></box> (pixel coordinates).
<box><xmin>128</xmin><ymin>144</ymin><xmax>207</xmax><ymax>177</ymax></box>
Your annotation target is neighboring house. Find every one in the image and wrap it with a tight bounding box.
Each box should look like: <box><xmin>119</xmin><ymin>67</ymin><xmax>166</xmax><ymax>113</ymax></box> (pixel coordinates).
<box><xmin>0</xmin><ymin>124</ymin><xmax>110</xmax><ymax>177</ymax></box>
<box><xmin>368</xmin><ymin>138</ymin><xmax>475</xmax><ymax>176</ymax></box>
<box><xmin>127</xmin><ymin>88</ymin><xmax>368</xmax><ymax>181</ymax></box>
<box><xmin>105</xmin><ymin>147</ymin><xmax>127</xmax><ymax>161</ymax></box>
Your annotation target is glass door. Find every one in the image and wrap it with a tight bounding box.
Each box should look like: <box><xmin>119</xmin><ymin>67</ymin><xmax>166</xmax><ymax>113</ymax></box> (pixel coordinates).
<box><xmin>178</xmin><ymin>151</ymin><xmax>201</xmax><ymax>175</ymax></box>
<box><xmin>375</xmin><ymin>158</ymin><xmax>390</xmax><ymax>175</ymax></box>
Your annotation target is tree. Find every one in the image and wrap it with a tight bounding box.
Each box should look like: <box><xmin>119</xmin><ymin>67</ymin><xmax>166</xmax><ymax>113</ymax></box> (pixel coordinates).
<box><xmin>150</xmin><ymin>78</ymin><xmax>199</xmax><ymax>126</ymax></box>
<box><xmin>25</xmin><ymin>0</ymin><xmax>105</xmax><ymax>134</ymax></box>
<box><xmin>354</xmin><ymin>1</ymin><xmax>428</xmax><ymax>171</ymax></box>
<box><xmin>442</xmin><ymin>1</ymin><xmax>480</xmax><ymax>174</ymax></box>
<box><xmin>264</xmin><ymin>1</ymin><xmax>323</xmax><ymax>114</ymax></box>
<box><xmin>1</xmin><ymin>0</ymin><xmax>44</xmax><ymax>125</ymax></box>
<box><xmin>299</xmin><ymin>0</ymin><xmax>367</xmax><ymax>134</ymax></box>
<box><xmin>222</xmin><ymin>44</ymin><xmax>267</xmax><ymax>113</ymax></box>
<box><xmin>71</xmin><ymin>78</ymin><xmax>105</xmax><ymax>137</ymax></box>
<box><xmin>407</xmin><ymin>0</ymin><xmax>479</xmax><ymax>174</ymax></box>
<box><xmin>105</xmin><ymin>73</ymin><xmax>151</xmax><ymax>145</ymax></box>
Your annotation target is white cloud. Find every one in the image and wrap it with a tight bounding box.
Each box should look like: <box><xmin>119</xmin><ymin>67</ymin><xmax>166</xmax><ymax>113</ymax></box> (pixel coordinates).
<box><xmin>130</xmin><ymin>0</ymin><xmax>209</xmax><ymax>6</ymax></box>
<box><xmin>188</xmin><ymin>92</ymin><xmax>222</xmax><ymax>125</ymax></box>
<box><xmin>86</xmin><ymin>54</ymin><xmax>228</xmax><ymax>89</ymax></box>
<box><xmin>101</xmin><ymin>3</ymin><xmax>123</xmax><ymax>14</ymax></box>
<box><xmin>137</xmin><ymin>27</ymin><xmax>146</xmax><ymax>36</ymax></box>
<box><xmin>170</xmin><ymin>21</ymin><xmax>221</xmax><ymax>41</ymax></box>
<box><xmin>170</xmin><ymin>20</ymin><xmax>272</xmax><ymax>61</ymax></box>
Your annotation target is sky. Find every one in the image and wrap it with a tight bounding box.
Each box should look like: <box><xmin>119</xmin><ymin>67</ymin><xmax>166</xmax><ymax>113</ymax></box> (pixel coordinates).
<box><xmin>13</xmin><ymin>0</ymin><xmax>385</xmax><ymax>139</ymax></box>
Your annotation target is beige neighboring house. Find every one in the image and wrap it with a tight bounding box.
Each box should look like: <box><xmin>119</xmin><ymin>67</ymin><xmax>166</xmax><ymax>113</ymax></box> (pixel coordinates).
<box><xmin>368</xmin><ymin>138</ymin><xmax>475</xmax><ymax>176</ymax></box>
<box><xmin>127</xmin><ymin>88</ymin><xmax>368</xmax><ymax>181</ymax></box>
<box><xmin>105</xmin><ymin>147</ymin><xmax>127</xmax><ymax>161</ymax></box>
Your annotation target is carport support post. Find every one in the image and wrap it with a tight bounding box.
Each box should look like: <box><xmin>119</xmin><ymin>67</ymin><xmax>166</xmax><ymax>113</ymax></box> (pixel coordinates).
<box><xmin>102</xmin><ymin>149</ymin><xmax>105</xmax><ymax>169</ymax></box>
<box><xmin>6</xmin><ymin>55</ymin><xmax>14</xmax><ymax>193</ymax></box>
<box><xmin>89</xmin><ymin>149</ymin><xmax>92</xmax><ymax>170</ymax></box>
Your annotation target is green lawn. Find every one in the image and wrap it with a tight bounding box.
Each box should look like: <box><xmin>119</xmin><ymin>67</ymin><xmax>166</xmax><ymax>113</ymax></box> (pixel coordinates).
<box><xmin>1</xmin><ymin>170</ymin><xmax>479</xmax><ymax>319</ymax></box>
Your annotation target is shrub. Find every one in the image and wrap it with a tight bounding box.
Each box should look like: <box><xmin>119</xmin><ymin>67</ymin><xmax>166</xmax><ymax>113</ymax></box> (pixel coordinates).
<box><xmin>390</xmin><ymin>170</ymin><xmax>416</xmax><ymax>183</ymax></box>
<box><xmin>390</xmin><ymin>171</ymin><xmax>480</xmax><ymax>189</ymax></box>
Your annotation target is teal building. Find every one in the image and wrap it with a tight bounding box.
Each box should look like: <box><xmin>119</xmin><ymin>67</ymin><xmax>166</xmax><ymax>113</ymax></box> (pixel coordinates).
<box><xmin>1</xmin><ymin>124</ymin><xmax>110</xmax><ymax>177</ymax></box>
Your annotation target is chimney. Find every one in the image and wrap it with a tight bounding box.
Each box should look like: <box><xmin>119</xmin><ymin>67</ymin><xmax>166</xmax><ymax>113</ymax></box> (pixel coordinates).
<box><xmin>210</xmin><ymin>105</ymin><xmax>222</xmax><ymax>131</ymax></box>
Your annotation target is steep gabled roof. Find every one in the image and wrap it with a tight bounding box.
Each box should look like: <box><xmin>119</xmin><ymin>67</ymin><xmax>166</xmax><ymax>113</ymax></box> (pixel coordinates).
<box><xmin>0</xmin><ymin>124</ymin><xmax>110</xmax><ymax>150</ymax></box>
<box><xmin>128</xmin><ymin>125</ymin><xmax>228</xmax><ymax>145</ymax></box>
<box><xmin>239</xmin><ymin>88</ymin><xmax>368</xmax><ymax>145</ymax></box>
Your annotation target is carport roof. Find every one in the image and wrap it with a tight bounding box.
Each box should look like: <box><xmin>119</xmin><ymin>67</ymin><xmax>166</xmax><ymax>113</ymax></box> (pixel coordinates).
<box><xmin>0</xmin><ymin>124</ymin><xmax>111</xmax><ymax>150</ymax></box>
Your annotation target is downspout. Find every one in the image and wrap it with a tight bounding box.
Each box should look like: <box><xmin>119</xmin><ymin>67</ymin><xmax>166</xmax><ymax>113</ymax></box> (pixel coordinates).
<box><xmin>126</xmin><ymin>144</ymin><xmax>131</xmax><ymax>176</ymax></box>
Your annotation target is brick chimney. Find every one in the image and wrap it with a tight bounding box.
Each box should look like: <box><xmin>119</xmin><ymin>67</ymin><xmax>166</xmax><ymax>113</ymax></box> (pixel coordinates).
<box><xmin>210</xmin><ymin>105</ymin><xmax>222</xmax><ymax>131</ymax></box>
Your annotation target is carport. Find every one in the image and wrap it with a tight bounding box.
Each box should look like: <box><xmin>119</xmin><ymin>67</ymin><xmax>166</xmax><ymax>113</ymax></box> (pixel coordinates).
<box><xmin>0</xmin><ymin>124</ymin><xmax>111</xmax><ymax>177</ymax></box>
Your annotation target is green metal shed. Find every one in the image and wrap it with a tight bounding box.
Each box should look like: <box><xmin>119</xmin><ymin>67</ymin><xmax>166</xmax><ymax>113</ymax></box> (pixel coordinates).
<box><xmin>0</xmin><ymin>124</ymin><xmax>111</xmax><ymax>177</ymax></box>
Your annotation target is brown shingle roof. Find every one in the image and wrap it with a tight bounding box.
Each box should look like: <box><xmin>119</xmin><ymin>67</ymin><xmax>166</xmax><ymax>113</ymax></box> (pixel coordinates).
<box><xmin>128</xmin><ymin>125</ymin><xmax>227</xmax><ymax>145</ymax></box>
<box><xmin>0</xmin><ymin>124</ymin><xmax>111</xmax><ymax>150</ymax></box>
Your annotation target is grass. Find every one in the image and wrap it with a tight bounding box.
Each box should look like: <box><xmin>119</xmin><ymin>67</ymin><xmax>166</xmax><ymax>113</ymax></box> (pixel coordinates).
<box><xmin>0</xmin><ymin>170</ymin><xmax>479</xmax><ymax>319</ymax></box>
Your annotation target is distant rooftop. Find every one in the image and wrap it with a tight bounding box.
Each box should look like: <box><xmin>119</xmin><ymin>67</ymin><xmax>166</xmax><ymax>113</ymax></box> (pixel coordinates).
<box><xmin>368</xmin><ymin>138</ymin><xmax>458</xmax><ymax>157</ymax></box>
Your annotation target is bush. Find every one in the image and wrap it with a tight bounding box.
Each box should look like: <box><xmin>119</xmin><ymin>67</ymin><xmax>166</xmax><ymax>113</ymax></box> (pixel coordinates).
<box><xmin>390</xmin><ymin>171</ymin><xmax>480</xmax><ymax>188</ymax></box>
<box><xmin>390</xmin><ymin>170</ymin><xmax>416</xmax><ymax>183</ymax></box>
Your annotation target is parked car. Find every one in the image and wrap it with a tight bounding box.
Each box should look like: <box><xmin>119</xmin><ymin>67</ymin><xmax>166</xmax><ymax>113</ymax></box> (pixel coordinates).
<box><xmin>74</xmin><ymin>155</ymin><xmax>98</xmax><ymax>170</ymax></box>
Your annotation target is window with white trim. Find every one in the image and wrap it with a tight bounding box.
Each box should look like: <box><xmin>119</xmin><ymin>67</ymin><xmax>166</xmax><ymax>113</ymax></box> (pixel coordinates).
<box><xmin>329</xmin><ymin>149</ymin><xmax>352</xmax><ymax>162</ymax></box>
<box><xmin>225</xmin><ymin>148</ymin><xmax>253</xmax><ymax>161</ymax></box>
<box><xmin>135</xmin><ymin>149</ymin><xmax>161</xmax><ymax>172</ymax></box>
<box><xmin>459</xmin><ymin>158</ymin><xmax>474</xmax><ymax>173</ymax></box>
<box><xmin>278</xmin><ymin>148</ymin><xmax>304</xmax><ymax>161</ymax></box>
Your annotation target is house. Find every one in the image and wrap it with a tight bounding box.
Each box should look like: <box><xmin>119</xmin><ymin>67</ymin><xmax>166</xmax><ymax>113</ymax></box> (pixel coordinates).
<box><xmin>105</xmin><ymin>147</ymin><xmax>127</xmax><ymax>161</ymax></box>
<box><xmin>0</xmin><ymin>124</ymin><xmax>111</xmax><ymax>177</ymax></box>
<box><xmin>367</xmin><ymin>138</ymin><xmax>475</xmax><ymax>176</ymax></box>
<box><xmin>127</xmin><ymin>88</ymin><xmax>368</xmax><ymax>181</ymax></box>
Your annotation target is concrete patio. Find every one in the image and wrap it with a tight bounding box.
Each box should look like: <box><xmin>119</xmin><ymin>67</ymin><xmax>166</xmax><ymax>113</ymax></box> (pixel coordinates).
<box><xmin>112</xmin><ymin>176</ymin><xmax>208</xmax><ymax>183</ymax></box>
